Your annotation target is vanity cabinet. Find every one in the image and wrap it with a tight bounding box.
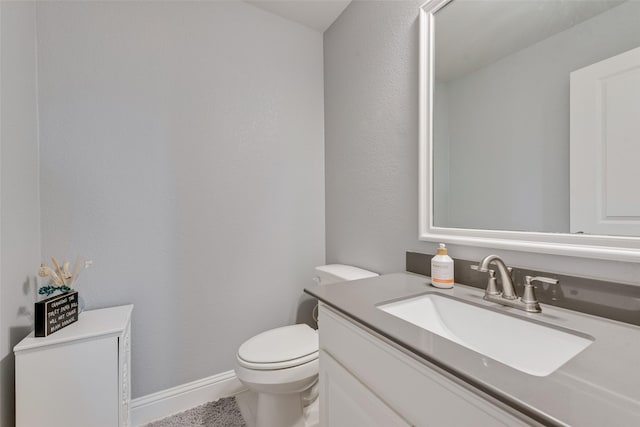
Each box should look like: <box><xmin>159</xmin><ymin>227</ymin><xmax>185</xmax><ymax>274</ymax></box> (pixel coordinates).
<box><xmin>319</xmin><ymin>304</ymin><xmax>534</xmax><ymax>427</ymax></box>
<box><xmin>14</xmin><ymin>305</ymin><xmax>133</xmax><ymax>427</ymax></box>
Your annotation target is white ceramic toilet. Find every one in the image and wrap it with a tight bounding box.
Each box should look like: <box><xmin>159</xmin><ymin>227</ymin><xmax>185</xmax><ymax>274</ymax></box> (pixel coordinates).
<box><xmin>234</xmin><ymin>264</ymin><xmax>378</xmax><ymax>427</ymax></box>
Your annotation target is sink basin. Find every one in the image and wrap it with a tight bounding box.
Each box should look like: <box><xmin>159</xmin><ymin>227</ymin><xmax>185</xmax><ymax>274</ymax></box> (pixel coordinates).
<box><xmin>378</xmin><ymin>293</ymin><xmax>593</xmax><ymax>376</ymax></box>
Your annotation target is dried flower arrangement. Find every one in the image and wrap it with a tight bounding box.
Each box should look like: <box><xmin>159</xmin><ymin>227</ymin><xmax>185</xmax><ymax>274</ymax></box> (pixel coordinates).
<box><xmin>38</xmin><ymin>257</ymin><xmax>92</xmax><ymax>297</ymax></box>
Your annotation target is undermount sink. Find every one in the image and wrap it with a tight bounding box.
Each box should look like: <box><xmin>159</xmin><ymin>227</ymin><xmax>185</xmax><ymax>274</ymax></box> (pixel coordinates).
<box><xmin>378</xmin><ymin>293</ymin><xmax>594</xmax><ymax>376</ymax></box>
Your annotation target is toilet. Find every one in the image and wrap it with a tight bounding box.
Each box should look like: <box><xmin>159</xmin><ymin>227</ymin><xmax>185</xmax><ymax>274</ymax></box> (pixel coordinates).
<box><xmin>234</xmin><ymin>264</ymin><xmax>378</xmax><ymax>427</ymax></box>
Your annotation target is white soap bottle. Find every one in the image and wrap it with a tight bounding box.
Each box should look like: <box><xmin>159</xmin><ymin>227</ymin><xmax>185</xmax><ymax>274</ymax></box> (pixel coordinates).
<box><xmin>431</xmin><ymin>243</ymin><xmax>454</xmax><ymax>288</ymax></box>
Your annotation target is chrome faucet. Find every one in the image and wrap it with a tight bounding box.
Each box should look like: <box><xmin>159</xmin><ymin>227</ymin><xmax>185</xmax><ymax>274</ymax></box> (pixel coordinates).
<box><xmin>471</xmin><ymin>255</ymin><xmax>559</xmax><ymax>313</ymax></box>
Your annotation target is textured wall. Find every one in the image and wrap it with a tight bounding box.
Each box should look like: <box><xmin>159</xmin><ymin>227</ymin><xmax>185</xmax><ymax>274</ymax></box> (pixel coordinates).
<box><xmin>37</xmin><ymin>1</ymin><xmax>325</xmax><ymax>398</ymax></box>
<box><xmin>324</xmin><ymin>0</ymin><xmax>423</xmax><ymax>274</ymax></box>
<box><xmin>0</xmin><ymin>2</ymin><xmax>41</xmax><ymax>426</ymax></box>
<box><xmin>324</xmin><ymin>1</ymin><xmax>640</xmax><ymax>283</ymax></box>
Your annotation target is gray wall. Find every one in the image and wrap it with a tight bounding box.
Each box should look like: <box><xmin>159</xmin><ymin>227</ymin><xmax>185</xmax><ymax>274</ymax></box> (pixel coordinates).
<box><xmin>37</xmin><ymin>1</ymin><xmax>325</xmax><ymax>398</ymax></box>
<box><xmin>325</xmin><ymin>0</ymin><xmax>423</xmax><ymax>274</ymax></box>
<box><xmin>0</xmin><ymin>2</ymin><xmax>41</xmax><ymax>426</ymax></box>
<box><xmin>439</xmin><ymin>1</ymin><xmax>640</xmax><ymax>233</ymax></box>
<box><xmin>324</xmin><ymin>1</ymin><xmax>640</xmax><ymax>284</ymax></box>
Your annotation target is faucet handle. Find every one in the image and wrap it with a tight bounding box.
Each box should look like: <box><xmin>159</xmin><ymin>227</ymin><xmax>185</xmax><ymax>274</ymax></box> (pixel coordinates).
<box><xmin>525</xmin><ymin>276</ymin><xmax>559</xmax><ymax>286</ymax></box>
<box><xmin>485</xmin><ymin>269</ymin><xmax>500</xmax><ymax>296</ymax></box>
<box><xmin>470</xmin><ymin>265</ymin><xmax>496</xmax><ymax>273</ymax></box>
<box><xmin>471</xmin><ymin>266</ymin><xmax>500</xmax><ymax>295</ymax></box>
<box><xmin>471</xmin><ymin>264</ymin><xmax>513</xmax><ymax>275</ymax></box>
<box><xmin>521</xmin><ymin>276</ymin><xmax>559</xmax><ymax>310</ymax></box>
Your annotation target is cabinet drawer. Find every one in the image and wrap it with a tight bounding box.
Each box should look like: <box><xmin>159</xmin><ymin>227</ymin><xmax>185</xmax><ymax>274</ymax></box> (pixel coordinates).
<box><xmin>319</xmin><ymin>305</ymin><xmax>533</xmax><ymax>427</ymax></box>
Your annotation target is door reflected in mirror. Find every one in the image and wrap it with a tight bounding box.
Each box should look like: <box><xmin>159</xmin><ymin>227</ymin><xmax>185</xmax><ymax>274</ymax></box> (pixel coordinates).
<box><xmin>431</xmin><ymin>0</ymin><xmax>640</xmax><ymax>237</ymax></box>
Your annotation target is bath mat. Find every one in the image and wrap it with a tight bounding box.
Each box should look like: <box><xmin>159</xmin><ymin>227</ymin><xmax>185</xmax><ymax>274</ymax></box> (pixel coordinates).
<box><xmin>144</xmin><ymin>396</ymin><xmax>246</xmax><ymax>427</ymax></box>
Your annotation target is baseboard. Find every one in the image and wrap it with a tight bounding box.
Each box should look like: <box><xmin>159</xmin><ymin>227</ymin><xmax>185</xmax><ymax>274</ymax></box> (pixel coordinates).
<box><xmin>131</xmin><ymin>370</ymin><xmax>247</xmax><ymax>426</ymax></box>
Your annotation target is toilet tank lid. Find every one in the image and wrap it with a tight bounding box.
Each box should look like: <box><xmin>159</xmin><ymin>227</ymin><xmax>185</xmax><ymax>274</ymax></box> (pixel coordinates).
<box><xmin>314</xmin><ymin>264</ymin><xmax>378</xmax><ymax>281</ymax></box>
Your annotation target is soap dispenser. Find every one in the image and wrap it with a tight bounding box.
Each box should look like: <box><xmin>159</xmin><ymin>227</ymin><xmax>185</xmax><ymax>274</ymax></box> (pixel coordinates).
<box><xmin>431</xmin><ymin>243</ymin><xmax>454</xmax><ymax>288</ymax></box>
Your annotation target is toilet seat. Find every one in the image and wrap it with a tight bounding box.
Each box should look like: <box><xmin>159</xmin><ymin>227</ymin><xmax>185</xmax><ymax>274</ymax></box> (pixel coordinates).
<box><xmin>237</xmin><ymin>351</ymin><xmax>319</xmax><ymax>370</ymax></box>
<box><xmin>237</xmin><ymin>324</ymin><xmax>319</xmax><ymax>370</ymax></box>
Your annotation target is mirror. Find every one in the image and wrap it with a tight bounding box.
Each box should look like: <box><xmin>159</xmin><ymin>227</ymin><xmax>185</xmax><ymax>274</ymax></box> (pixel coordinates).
<box><xmin>419</xmin><ymin>0</ymin><xmax>640</xmax><ymax>261</ymax></box>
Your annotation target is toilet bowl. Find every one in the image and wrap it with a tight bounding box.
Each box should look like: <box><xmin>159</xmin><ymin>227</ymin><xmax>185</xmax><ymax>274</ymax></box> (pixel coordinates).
<box><xmin>234</xmin><ymin>264</ymin><xmax>378</xmax><ymax>427</ymax></box>
<box><xmin>235</xmin><ymin>324</ymin><xmax>319</xmax><ymax>427</ymax></box>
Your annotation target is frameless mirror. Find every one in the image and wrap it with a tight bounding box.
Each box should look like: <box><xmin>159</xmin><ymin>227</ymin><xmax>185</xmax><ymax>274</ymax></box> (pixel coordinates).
<box><xmin>419</xmin><ymin>0</ymin><xmax>640</xmax><ymax>261</ymax></box>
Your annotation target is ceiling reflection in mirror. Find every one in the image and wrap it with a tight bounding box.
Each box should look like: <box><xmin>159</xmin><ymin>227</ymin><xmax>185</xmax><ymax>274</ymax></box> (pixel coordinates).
<box><xmin>432</xmin><ymin>0</ymin><xmax>640</xmax><ymax>237</ymax></box>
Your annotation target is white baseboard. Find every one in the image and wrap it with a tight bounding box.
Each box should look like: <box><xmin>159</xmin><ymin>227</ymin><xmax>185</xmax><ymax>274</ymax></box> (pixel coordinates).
<box><xmin>131</xmin><ymin>370</ymin><xmax>247</xmax><ymax>426</ymax></box>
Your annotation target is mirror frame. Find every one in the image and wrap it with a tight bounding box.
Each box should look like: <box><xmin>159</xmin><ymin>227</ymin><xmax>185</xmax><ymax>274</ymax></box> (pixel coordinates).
<box><xmin>418</xmin><ymin>0</ymin><xmax>640</xmax><ymax>262</ymax></box>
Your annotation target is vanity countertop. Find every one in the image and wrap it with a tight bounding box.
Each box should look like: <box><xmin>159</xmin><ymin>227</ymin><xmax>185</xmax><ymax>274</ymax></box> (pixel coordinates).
<box><xmin>305</xmin><ymin>272</ymin><xmax>640</xmax><ymax>427</ymax></box>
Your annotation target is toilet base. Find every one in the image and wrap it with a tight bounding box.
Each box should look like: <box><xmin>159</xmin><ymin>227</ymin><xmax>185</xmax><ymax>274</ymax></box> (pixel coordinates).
<box><xmin>237</xmin><ymin>389</ymin><xmax>319</xmax><ymax>427</ymax></box>
<box><xmin>235</xmin><ymin>357</ymin><xmax>318</xmax><ymax>427</ymax></box>
<box><xmin>303</xmin><ymin>397</ymin><xmax>319</xmax><ymax>427</ymax></box>
<box><xmin>256</xmin><ymin>392</ymin><xmax>304</xmax><ymax>427</ymax></box>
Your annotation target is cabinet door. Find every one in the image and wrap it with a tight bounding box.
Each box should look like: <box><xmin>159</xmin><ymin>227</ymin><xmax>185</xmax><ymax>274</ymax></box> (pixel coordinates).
<box><xmin>16</xmin><ymin>336</ymin><xmax>119</xmax><ymax>427</ymax></box>
<box><xmin>320</xmin><ymin>350</ymin><xmax>411</xmax><ymax>427</ymax></box>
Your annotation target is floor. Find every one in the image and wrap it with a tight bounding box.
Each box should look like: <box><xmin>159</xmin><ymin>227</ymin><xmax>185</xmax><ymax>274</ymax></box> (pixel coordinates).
<box><xmin>144</xmin><ymin>397</ymin><xmax>246</xmax><ymax>427</ymax></box>
<box><xmin>143</xmin><ymin>391</ymin><xmax>319</xmax><ymax>427</ymax></box>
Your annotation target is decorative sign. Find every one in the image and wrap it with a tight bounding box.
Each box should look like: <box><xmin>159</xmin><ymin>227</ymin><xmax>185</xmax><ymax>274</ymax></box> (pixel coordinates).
<box><xmin>34</xmin><ymin>291</ymin><xmax>79</xmax><ymax>337</ymax></box>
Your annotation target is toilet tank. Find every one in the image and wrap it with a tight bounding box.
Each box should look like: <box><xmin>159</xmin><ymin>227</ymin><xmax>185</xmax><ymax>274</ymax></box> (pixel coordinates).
<box><xmin>314</xmin><ymin>264</ymin><xmax>378</xmax><ymax>285</ymax></box>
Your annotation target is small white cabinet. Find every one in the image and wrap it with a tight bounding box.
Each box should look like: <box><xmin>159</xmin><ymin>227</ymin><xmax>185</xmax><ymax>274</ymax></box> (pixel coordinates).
<box><xmin>319</xmin><ymin>304</ymin><xmax>536</xmax><ymax>427</ymax></box>
<box><xmin>14</xmin><ymin>305</ymin><xmax>133</xmax><ymax>427</ymax></box>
